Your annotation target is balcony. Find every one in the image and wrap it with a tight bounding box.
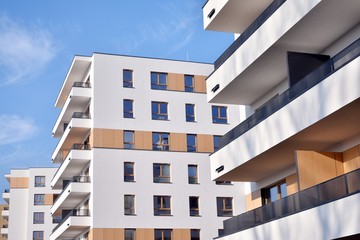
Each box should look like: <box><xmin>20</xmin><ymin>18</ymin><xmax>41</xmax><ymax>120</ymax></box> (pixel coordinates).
<box><xmin>1</xmin><ymin>227</ymin><xmax>8</xmax><ymax>235</ymax></box>
<box><xmin>211</xmin><ymin>38</ymin><xmax>360</xmax><ymax>181</ymax></box>
<box><xmin>51</xmin><ymin>145</ymin><xmax>91</xmax><ymax>189</ymax></box>
<box><xmin>203</xmin><ymin>0</ymin><xmax>274</xmax><ymax>33</ymax></box>
<box><xmin>1</xmin><ymin>209</ymin><xmax>9</xmax><ymax>219</ymax></box>
<box><xmin>206</xmin><ymin>0</ymin><xmax>360</xmax><ymax>104</ymax></box>
<box><xmin>52</xmin><ymin>112</ymin><xmax>92</xmax><ymax>164</ymax></box>
<box><xmin>52</xmin><ymin>83</ymin><xmax>91</xmax><ymax>138</ymax></box>
<box><xmin>50</xmin><ymin>209</ymin><xmax>90</xmax><ymax>240</ymax></box>
<box><xmin>51</xmin><ymin>176</ymin><xmax>91</xmax><ymax>215</ymax></box>
<box><xmin>218</xmin><ymin>169</ymin><xmax>360</xmax><ymax>239</ymax></box>
<box><xmin>2</xmin><ymin>189</ymin><xmax>9</xmax><ymax>203</ymax></box>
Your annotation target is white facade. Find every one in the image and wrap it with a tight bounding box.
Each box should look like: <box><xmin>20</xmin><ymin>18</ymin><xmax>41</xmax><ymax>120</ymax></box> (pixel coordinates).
<box><xmin>3</xmin><ymin>168</ymin><xmax>60</xmax><ymax>240</ymax></box>
<box><xmin>203</xmin><ymin>0</ymin><xmax>360</xmax><ymax>239</ymax></box>
<box><xmin>51</xmin><ymin>54</ymin><xmax>244</xmax><ymax>240</ymax></box>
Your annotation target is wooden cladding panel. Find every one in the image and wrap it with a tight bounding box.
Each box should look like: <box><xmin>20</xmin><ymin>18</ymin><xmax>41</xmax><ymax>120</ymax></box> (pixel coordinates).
<box><xmin>91</xmin><ymin>129</ymin><xmax>123</xmax><ymax>148</ymax></box>
<box><xmin>89</xmin><ymin>229</ymin><xmax>124</xmax><ymax>240</ymax></box>
<box><xmin>10</xmin><ymin>177</ymin><xmax>29</xmax><ymax>189</ymax></box>
<box><xmin>245</xmin><ymin>190</ymin><xmax>262</xmax><ymax>211</ymax></box>
<box><xmin>168</xmin><ymin>73</ymin><xmax>185</xmax><ymax>91</ymax></box>
<box><xmin>194</xmin><ymin>75</ymin><xmax>206</xmax><ymax>93</ymax></box>
<box><xmin>286</xmin><ymin>173</ymin><xmax>299</xmax><ymax>195</ymax></box>
<box><xmin>170</xmin><ymin>133</ymin><xmax>187</xmax><ymax>152</ymax></box>
<box><xmin>136</xmin><ymin>229</ymin><xmax>154</xmax><ymax>240</ymax></box>
<box><xmin>197</xmin><ymin>134</ymin><xmax>214</xmax><ymax>153</ymax></box>
<box><xmin>135</xmin><ymin>131</ymin><xmax>152</xmax><ymax>150</ymax></box>
<box><xmin>343</xmin><ymin>144</ymin><xmax>360</xmax><ymax>173</ymax></box>
<box><xmin>173</xmin><ymin>229</ymin><xmax>190</xmax><ymax>240</ymax></box>
<box><xmin>44</xmin><ymin>194</ymin><xmax>54</xmax><ymax>205</ymax></box>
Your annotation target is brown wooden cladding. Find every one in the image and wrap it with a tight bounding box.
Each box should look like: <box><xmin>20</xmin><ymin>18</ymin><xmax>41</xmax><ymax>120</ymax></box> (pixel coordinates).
<box><xmin>343</xmin><ymin>144</ymin><xmax>360</xmax><ymax>173</ymax></box>
<box><xmin>89</xmin><ymin>228</ymin><xmax>124</xmax><ymax>240</ymax></box>
<box><xmin>169</xmin><ymin>133</ymin><xmax>187</xmax><ymax>152</ymax></box>
<box><xmin>245</xmin><ymin>189</ymin><xmax>262</xmax><ymax>211</ymax></box>
<box><xmin>168</xmin><ymin>73</ymin><xmax>185</xmax><ymax>91</ymax></box>
<box><xmin>173</xmin><ymin>229</ymin><xmax>191</xmax><ymax>240</ymax></box>
<box><xmin>286</xmin><ymin>173</ymin><xmax>299</xmax><ymax>195</ymax></box>
<box><xmin>194</xmin><ymin>75</ymin><xmax>206</xmax><ymax>93</ymax></box>
<box><xmin>9</xmin><ymin>177</ymin><xmax>29</xmax><ymax>189</ymax></box>
<box><xmin>91</xmin><ymin>129</ymin><xmax>123</xmax><ymax>149</ymax></box>
<box><xmin>197</xmin><ymin>134</ymin><xmax>214</xmax><ymax>153</ymax></box>
<box><xmin>134</xmin><ymin>131</ymin><xmax>152</xmax><ymax>150</ymax></box>
<box><xmin>44</xmin><ymin>194</ymin><xmax>54</xmax><ymax>205</ymax></box>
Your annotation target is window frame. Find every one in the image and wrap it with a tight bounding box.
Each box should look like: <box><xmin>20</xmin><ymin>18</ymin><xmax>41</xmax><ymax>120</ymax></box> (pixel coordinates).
<box><xmin>189</xmin><ymin>196</ymin><xmax>200</xmax><ymax>216</ymax></box>
<box><xmin>33</xmin><ymin>231</ymin><xmax>44</xmax><ymax>240</ymax></box>
<box><xmin>125</xmin><ymin>229</ymin><xmax>136</xmax><ymax>240</ymax></box>
<box><xmin>151</xmin><ymin>72</ymin><xmax>168</xmax><ymax>90</ymax></box>
<box><xmin>154</xmin><ymin>195</ymin><xmax>171</xmax><ymax>216</ymax></box>
<box><xmin>152</xmin><ymin>101</ymin><xmax>168</xmax><ymax>120</ymax></box>
<box><xmin>216</xmin><ymin>197</ymin><xmax>233</xmax><ymax>217</ymax></box>
<box><xmin>123</xmin><ymin>69</ymin><xmax>133</xmax><ymax>88</ymax></box>
<box><xmin>33</xmin><ymin>212</ymin><xmax>44</xmax><ymax>224</ymax></box>
<box><xmin>261</xmin><ymin>180</ymin><xmax>287</xmax><ymax>205</ymax></box>
<box><xmin>154</xmin><ymin>229</ymin><xmax>172</xmax><ymax>240</ymax></box>
<box><xmin>123</xmin><ymin>99</ymin><xmax>134</xmax><ymax>118</ymax></box>
<box><xmin>153</xmin><ymin>163</ymin><xmax>171</xmax><ymax>183</ymax></box>
<box><xmin>124</xmin><ymin>194</ymin><xmax>136</xmax><ymax>215</ymax></box>
<box><xmin>188</xmin><ymin>165</ymin><xmax>199</xmax><ymax>184</ymax></box>
<box><xmin>213</xmin><ymin>135</ymin><xmax>221</xmax><ymax>152</ymax></box>
<box><xmin>191</xmin><ymin>229</ymin><xmax>200</xmax><ymax>240</ymax></box>
<box><xmin>34</xmin><ymin>194</ymin><xmax>45</xmax><ymax>205</ymax></box>
<box><xmin>184</xmin><ymin>75</ymin><xmax>194</xmax><ymax>92</ymax></box>
<box><xmin>34</xmin><ymin>176</ymin><xmax>45</xmax><ymax>187</ymax></box>
<box><xmin>152</xmin><ymin>132</ymin><xmax>170</xmax><ymax>151</ymax></box>
<box><xmin>187</xmin><ymin>134</ymin><xmax>197</xmax><ymax>152</ymax></box>
<box><xmin>185</xmin><ymin>104</ymin><xmax>195</xmax><ymax>122</ymax></box>
<box><xmin>212</xmin><ymin>106</ymin><xmax>228</xmax><ymax>124</ymax></box>
<box><xmin>124</xmin><ymin>162</ymin><xmax>135</xmax><ymax>182</ymax></box>
<box><xmin>124</xmin><ymin>130</ymin><xmax>135</xmax><ymax>149</ymax></box>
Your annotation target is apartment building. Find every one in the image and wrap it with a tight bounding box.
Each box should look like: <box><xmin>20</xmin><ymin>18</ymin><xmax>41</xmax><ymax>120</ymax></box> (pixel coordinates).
<box><xmin>50</xmin><ymin>53</ymin><xmax>244</xmax><ymax>240</ymax></box>
<box><xmin>2</xmin><ymin>168</ymin><xmax>60</xmax><ymax>240</ymax></box>
<box><xmin>0</xmin><ymin>204</ymin><xmax>8</xmax><ymax>240</ymax></box>
<box><xmin>202</xmin><ymin>0</ymin><xmax>360</xmax><ymax>239</ymax></box>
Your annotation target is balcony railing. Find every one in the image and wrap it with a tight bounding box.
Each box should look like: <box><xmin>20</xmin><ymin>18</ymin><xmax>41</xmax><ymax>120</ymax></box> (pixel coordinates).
<box><xmin>52</xmin><ymin>209</ymin><xmax>90</xmax><ymax>233</ymax></box>
<box><xmin>217</xmin><ymin>37</ymin><xmax>360</xmax><ymax>151</ymax></box>
<box><xmin>72</xmin><ymin>112</ymin><xmax>91</xmax><ymax>119</ymax></box>
<box><xmin>53</xmin><ymin>176</ymin><xmax>91</xmax><ymax>204</ymax></box>
<box><xmin>73</xmin><ymin>81</ymin><xmax>91</xmax><ymax>88</ymax></box>
<box><xmin>220</xmin><ymin>168</ymin><xmax>360</xmax><ymax>237</ymax></box>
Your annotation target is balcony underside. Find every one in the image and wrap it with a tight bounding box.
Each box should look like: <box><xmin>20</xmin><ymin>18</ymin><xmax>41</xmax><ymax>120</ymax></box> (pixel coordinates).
<box><xmin>211</xmin><ymin>57</ymin><xmax>360</xmax><ymax>181</ymax></box>
<box><xmin>50</xmin><ymin>217</ymin><xmax>90</xmax><ymax>240</ymax></box>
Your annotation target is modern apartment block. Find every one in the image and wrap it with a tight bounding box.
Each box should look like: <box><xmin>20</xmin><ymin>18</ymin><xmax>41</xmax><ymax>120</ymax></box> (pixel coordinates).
<box><xmin>203</xmin><ymin>0</ymin><xmax>360</xmax><ymax>239</ymax></box>
<box><xmin>50</xmin><ymin>53</ymin><xmax>244</xmax><ymax>240</ymax></box>
<box><xmin>0</xmin><ymin>204</ymin><xmax>8</xmax><ymax>240</ymax></box>
<box><xmin>2</xmin><ymin>168</ymin><xmax>60</xmax><ymax>240</ymax></box>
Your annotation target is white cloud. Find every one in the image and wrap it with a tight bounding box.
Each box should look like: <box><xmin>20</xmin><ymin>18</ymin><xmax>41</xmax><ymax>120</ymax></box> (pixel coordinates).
<box><xmin>0</xmin><ymin>13</ymin><xmax>57</xmax><ymax>86</ymax></box>
<box><xmin>0</xmin><ymin>115</ymin><xmax>37</xmax><ymax>146</ymax></box>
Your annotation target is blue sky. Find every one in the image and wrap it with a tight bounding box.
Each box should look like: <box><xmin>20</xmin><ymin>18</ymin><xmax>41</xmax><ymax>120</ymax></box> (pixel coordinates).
<box><xmin>0</xmin><ymin>0</ymin><xmax>233</xmax><ymax>201</ymax></box>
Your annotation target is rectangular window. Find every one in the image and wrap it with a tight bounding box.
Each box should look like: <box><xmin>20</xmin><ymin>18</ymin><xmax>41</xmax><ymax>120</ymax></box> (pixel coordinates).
<box><xmin>191</xmin><ymin>229</ymin><xmax>200</xmax><ymax>240</ymax></box>
<box><xmin>124</xmin><ymin>99</ymin><xmax>134</xmax><ymax>118</ymax></box>
<box><xmin>34</xmin><ymin>194</ymin><xmax>45</xmax><ymax>205</ymax></box>
<box><xmin>189</xmin><ymin>196</ymin><xmax>200</xmax><ymax>216</ymax></box>
<box><xmin>34</xmin><ymin>176</ymin><xmax>45</xmax><ymax>187</ymax></box>
<box><xmin>155</xmin><ymin>229</ymin><xmax>172</xmax><ymax>240</ymax></box>
<box><xmin>33</xmin><ymin>212</ymin><xmax>44</xmax><ymax>224</ymax></box>
<box><xmin>185</xmin><ymin>75</ymin><xmax>194</xmax><ymax>92</ymax></box>
<box><xmin>152</xmin><ymin>132</ymin><xmax>169</xmax><ymax>151</ymax></box>
<box><xmin>261</xmin><ymin>181</ymin><xmax>287</xmax><ymax>205</ymax></box>
<box><xmin>185</xmin><ymin>104</ymin><xmax>195</xmax><ymax>122</ymax></box>
<box><xmin>154</xmin><ymin>196</ymin><xmax>171</xmax><ymax>216</ymax></box>
<box><xmin>153</xmin><ymin>163</ymin><xmax>171</xmax><ymax>183</ymax></box>
<box><xmin>217</xmin><ymin>197</ymin><xmax>233</xmax><ymax>217</ymax></box>
<box><xmin>152</xmin><ymin>101</ymin><xmax>168</xmax><ymax>120</ymax></box>
<box><xmin>212</xmin><ymin>106</ymin><xmax>228</xmax><ymax>124</ymax></box>
<box><xmin>151</xmin><ymin>72</ymin><xmax>168</xmax><ymax>90</ymax></box>
<box><xmin>213</xmin><ymin>135</ymin><xmax>221</xmax><ymax>152</ymax></box>
<box><xmin>125</xmin><ymin>229</ymin><xmax>136</xmax><ymax>240</ymax></box>
<box><xmin>123</xmin><ymin>69</ymin><xmax>133</xmax><ymax>88</ymax></box>
<box><xmin>216</xmin><ymin>181</ymin><xmax>232</xmax><ymax>185</ymax></box>
<box><xmin>124</xmin><ymin>195</ymin><xmax>135</xmax><ymax>215</ymax></box>
<box><xmin>33</xmin><ymin>231</ymin><xmax>44</xmax><ymax>240</ymax></box>
<box><xmin>188</xmin><ymin>165</ymin><xmax>198</xmax><ymax>184</ymax></box>
<box><xmin>124</xmin><ymin>131</ymin><xmax>134</xmax><ymax>149</ymax></box>
<box><xmin>187</xmin><ymin>134</ymin><xmax>197</xmax><ymax>152</ymax></box>
<box><xmin>124</xmin><ymin>162</ymin><xmax>135</xmax><ymax>182</ymax></box>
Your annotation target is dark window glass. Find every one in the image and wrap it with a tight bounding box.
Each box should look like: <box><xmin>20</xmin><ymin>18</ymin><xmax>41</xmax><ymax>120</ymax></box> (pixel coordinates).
<box><xmin>153</xmin><ymin>163</ymin><xmax>170</xmax><ymax>183</ymax></box>
<box><xmin>189</xmin><ymin>197</ymin><xmax>199</xmax><ymax>216</ymax></box>
<box><xmin>212</xmin><ymin>106</ymin><xmax>228</xmax><ymax>124</ymax></box>
<box><xmin>191</xmin><ymin>229</ymin><xmax>200</xmax><ymax>240</ymax></box>
<box><xmin>188</xmin><ymin>165</ymin><xmax>198</xmax><ymax>184</ymax></box>
<box><xmin>154</xmin><ymin>196</ymin><xmax>171</xmax><ymax>216</ymax></box>
<box><xmin>187</xmin><ymin>134</ymin><xmax>197</xmax><ymax>152</ymax></box>
<box><xmin>124</xmin><ymin>162</ymin><xmax>135</xmax><ymax>182</ymax></box>
<box><xmin>151</xmin><ymin>72</ymin><xmax>168</xmax><ymax>90</ymax></box>
<box><xmin>125</xmin><ymin>229</ymin><xmax>136</xmax><ymax>240</ymax></box>
<box><xmin>124</xmin><ymin>99</ymin><xmax>134</xmax><ymax>118</ymax></box>
<box><xmin>33</xmin><ymin>212</ymin><xmax>44</xmax><ymax>224</ymax></box>
<box><xmin>33</xmin><ymin>231</ymin><xmax>44</xmax><ymax>240</ymax></box>
<box><xmin>123</xmin><ymin>69</ymin><xmax>133</xmax><ymax>88</ymax></box>
<box><xmin>124</xmin><ymin>131</ymin><xmax>134</xmax><ymax>149</ymax></box>
<box><xmin>216</xmin><ymin>181</ymin><xmax>232</xmax><ymax>185</ymax></box>
<box><xmin>262</xmin><ymin>181</ymin><xmax>287</xmax><ymax>205</ymax></box>
<box><xmin>155</xmin><ymin>229</ymin><xmax>172</xmax><ymax>240</ymax></box>
<box><xmin>216</xmin><ymin>197</ymin><xmax>233</xmax><ymax>217</ymax></box>
<box><xmin>34</xmin><ymin>176</ymin><xmax>45</xmax><ymax>187</ymax></box>
<box><xmin>124</xmin><ymin>195</ymin><xmax>135</xmax><ymax>215</ymax></box>
<box><xmin>185</xmin><ymin>75</ymin><xmax>194</xmax><ymax>92</ymax></box>
<box><xmin>152</xmin><ymin>132</ymin><xmax>169</xmax><ymax>151</ymax></box>
<box><xmin>213</xmin><ymin>135</ymin><xmax>221</xmax><ymax>152</ymax></box>
<box><xmin>34</xmin><ymin>194</ymin><xmax>44</xmax><ymax>205</ymax></box>
<box><xmin>185</xmin><ymin>104</ymin><xmax>195</xmax><ymax>122</ymax></box>
<box><xmin>152</xmin><ymin>102</ymin><xmax>168</xmax><ymax>120</ymax></box>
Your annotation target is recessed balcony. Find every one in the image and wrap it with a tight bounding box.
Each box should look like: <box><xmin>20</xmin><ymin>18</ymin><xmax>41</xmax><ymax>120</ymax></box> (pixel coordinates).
<box><xmin>1</xmin><ymin>227</ymin><xmax>8</xmax><ymax>235</ymax></box>
<box><xmin>51</xmin><ymin>176</ymin><xmax>91</xmax><ymax>215</ymax></box>
<box><xmin>211</xmin><ymin>39</ymin><xmax>360</xmax><ymax>181</ymax></box>
<box><xmin>1</xmin><ymin>209</ymin><xmax>9</xmax><ymax>219</ymax></box>
<box><xmin>50</xmin><ymin>209</ymin><xmax>90</xmax><ymax>240</ymax></box>
<box><xmin>2</xmin><ymin>189</ymin><xmax>9</xmax><ymax>203</ymax></box>
<box><xmin>51</xmin><ymin>145</ymin><xmax>91</xmax><ymax>189</ymax></box>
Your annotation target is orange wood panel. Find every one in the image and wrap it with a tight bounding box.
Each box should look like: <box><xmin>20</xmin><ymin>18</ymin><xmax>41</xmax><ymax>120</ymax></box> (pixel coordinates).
<box><xmin>198</xmin><ymin>134</ymin><xmax>214</xmax><ymax>153</ymax></box>
<box><xmin>194</xmin><ymin>75</ymin><xmax>206</xmax><ymax>93</ymax></box>
<box><xmin>245</xmin><ymin>190</ymin><xmax>261</xmax><ymax>211</ymax></box>
<box><xmin>10</xmin><ymin>177</ymin><xmax>29</xmax><ymax>189</ymax></box>
<box><xmin>342</xmin><ymin>144</ymin><xmax>360</xmax><ymax>173</ymax></box>
<box><xmin>173</xmin><ymin>229</ymin><xmax>190</xmax><ymax>240</ymax></box>
<box><xmin>44</xmin><ymin>194</ymin><xmax>54</xmax><ymax>205</ymax></box>
<box><xmin>286</xmin><ymin>173</ymin><xmax>299</xmax><ymax>195</ymax></box>
<box><xmin>114</xmin><ymin>129</ymin><xmax>124</xmax><ymax>148</ymax></box>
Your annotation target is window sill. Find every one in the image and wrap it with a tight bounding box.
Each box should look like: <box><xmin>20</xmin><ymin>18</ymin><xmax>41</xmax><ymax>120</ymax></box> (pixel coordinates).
<box><xmin>154</xmin><ymin>214</ymin><xmax>173</xmax><ymax>217</ymax></box>
<box><xmin>124</xmin><ymin>180</ymin><xmax>136</xmax><ymax>183</ymax></box>
<box><xmin>124</xmin><ymin>214</ymin><xmax>137</xmax><ymax>216</ymax></box>
<box><xmin>152</xmin><ymin>118</ymin><xmax>170</xmax><ymax>121</ymax></box>
<box><xmin>153</xmin><ymin>181</ymin><xmax>172</xmax><ymax>184</ymax></box>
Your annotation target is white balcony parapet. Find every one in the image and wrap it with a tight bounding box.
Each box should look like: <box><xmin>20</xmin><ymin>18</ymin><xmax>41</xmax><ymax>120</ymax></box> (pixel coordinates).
<box><xmin>1</xmin><ymin>228</ymin><xmax>8</xmax><ymax>235</ymax></box>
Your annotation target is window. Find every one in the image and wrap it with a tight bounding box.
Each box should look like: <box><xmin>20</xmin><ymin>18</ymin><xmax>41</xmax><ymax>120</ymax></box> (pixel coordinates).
<box><xmin>216</xmin><ymin>181</ymin><xmax>232</xmax><ymax>185</ymax></box>
<box><xmin>261</xmin><ymin>181</ymin><xmax>287</xmax><ymax>205</ymax></box>
<box><xmin>218</xmin><ymin>229</ymin><xmax>225</xmax><ymax>237</ymax></box>
<box><xmin>151</xmin><ymin>72</ymin><xmax>167</xmax><ymax>90</ymax></box>
<box><xmin>154</xmin><ymin>196</ymin><xmax>171</xmax><ymax>216</ymax></box>
<box><xmin>124</xmin><ymin>195</ymin><xmax>135</xmax><ymax>215</ymax></box>
<box><xmin>155</xmin><ymin>229</ymin><xmax>172</xmax><ymax>240</ymax></box>
<box><xmin>217</xmin><ymin>197</ymin><xmax>233</xmax><ymax>217</ymax></box>
<box><xmin>153</xmin><ymin>163</ymin><xmax>170</xmax><ymax>183</ymax></box>
<box><xmin>125</xmin><ymin>229</ymin><xmax>136</xmax><ymax>240</ymax></box>
<box><xmin>212</xmin><ymin>106</ymin><xmax>228</xmax><ymax>124</ymax></box>
<box><xmin>123</xmin><ymin>69</ymin><xmax>133</xmax><ymax>88</ymax></box>
<box><xmin>152</xmin><ymin>102</ymin><xmax>168</xmax><ymax>120</ymax></box>
<box><xmin>189</xmin><ymin>197</ymin><xmax>200</xmax><ymax>216</ymax></box>
<box><xmin>124</xmin><ymin>131</ymin><xmax>134</xmax><ymax>149</ymax></box>
<box><xmin>34</xmin><ymin>194</ymin><xmax>44</xmax><ymax>205</ymax></box>
<box><xmin>185</xmin><ymin>75</ymin><xmax>194</xmax><ymax>92</ymax></box>
<box><xmin>185</xmin><ymin>104</ymin><xmax>195</xmax><ymax>122</ymax></box>
<box><xmin>34</xmin><ymin>176</ymin><xmax>45</xmax><ymax>187</ymax></box>
<box><xmin>33</xmin><ymin>231</ymin><xmax>44</xmax><ymax>240</ymax></box>
<box><xmin>124</xmin><ymin>99</ymin><xmax>134</xmax><ymax>118</ymax></box>
<box><xmin>188</xmin><ymin>165</ymin><xmax>198</xmax><ymax>184</ymax></box>
<box><xmin>124</xmin><ymin>162</ymin><xmax>135</xmax><ymax>182</ymax></box>
<box><xmin>33</xmin><ymin>212</ymin><xmax>44</xmax><ymax>224</ymax></box>
<box><xmin>152</xmin><ymin>132</ymin><xmax>169</xmax><ymax>151</ymax></box>
<box><xmin>187</xmin><ymin>134</ymin><xmax>197</xmax><ymax>152</ymax></box>
<box><xmin>191</xmin><ymin>229</ymin><xmax>200</xmax><ymax>240</ymax></box>
<box><xmin>213</xmin><ymin>135</ymin><xmax>221</xmax><ymax>152</ymax></box>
